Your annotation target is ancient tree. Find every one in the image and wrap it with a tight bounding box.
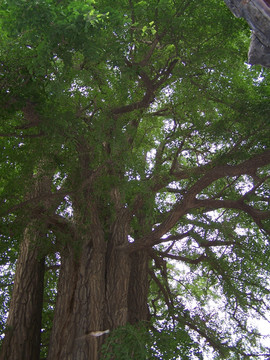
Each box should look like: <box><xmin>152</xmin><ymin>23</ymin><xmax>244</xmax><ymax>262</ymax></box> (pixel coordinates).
<box><xmin>1</xmin><ymin>1</ymin><xmax>270</xmax><ymax>359</ymax></box>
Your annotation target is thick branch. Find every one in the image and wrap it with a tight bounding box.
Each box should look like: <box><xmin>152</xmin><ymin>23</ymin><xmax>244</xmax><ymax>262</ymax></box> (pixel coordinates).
<box><xmin>113</xmin><ymin>59</ymin><xmax>178</xmax><ymax>116</ymax></box>
<box><xmin>175</xmin><ymin>313</ymin><xmax>229</xmax><ymax>355</ymax></box>
<box><xmin>112</xmin><ymin>87</ymin><xmax>155</xmax><ymax>115</ymax></box>
<box><xmin>47</xmin><ymin>214</ymin><xmax>75</xmax><ymax>236</ymax></box>
<box><xmin>187</xmin><ymin>150</ymin><xmax>270</xmax><ymax>198</ymax></box>
<box><xmin>157</xmin><ymin>251</ymin><xmax>206</xmax><ymax>265</ymax></box>
<box><xmin>0</xmin><ymin>102</ymin><xmax>44</xmax><ymax>138</ymax></box>
<box><xmin>121</xmin><ymin>150</ymin><xmax>270</xmax><ymax>253</ymax></box>
<box><xmin>194</xmin><ymin>198</ymin><xmax>270</xmax><ymax>231</ymax></box>
<box><xmin>152</xmin><ymin>231</ymin><xmax>191</xmax><ymax>245</ymax></box>
<box><xmin>135</xmin><ymin>36</ymin><xmax>161</xmax><ymax>67</ymax></box>
<box><xmin>0</xmin><ymin>190</ymin><xmax>68</xmax><ymax>217</ymax></box>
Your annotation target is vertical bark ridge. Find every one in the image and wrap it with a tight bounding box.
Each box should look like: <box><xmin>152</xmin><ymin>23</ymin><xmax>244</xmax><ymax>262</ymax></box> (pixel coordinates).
<box><xmin>0</xmin><ymin>168</ymin><xmax>53</xmax><ymax>360</ymax></box>
<box><xmin>48</xmin><ymin>201</ymin><xmax>107</xmax><ymax>360</ymax></box>
<box><xmin>128</xmin><ymin>250</ymin><xmax>150</xmax><ymax>325</ymax></box>
<box><xmin>105</xmin><ymin>207</ymin><xmax>132</xmax><ymax>330</ymax></box>
<box><xmin>0</xmin><ymin>230</ymin><xmax>45</xmax><ymax>360</ymax></box>
<box><xmin>47</xmin><ymin>245</ymin><xmax>80</xmax><ymax>360</ymax></box>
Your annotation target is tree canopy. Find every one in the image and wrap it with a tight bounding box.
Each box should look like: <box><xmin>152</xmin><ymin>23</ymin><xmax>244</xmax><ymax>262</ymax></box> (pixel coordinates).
<box><xmin>0</xmin><ymin>0</ymin><xmax>270</xmax><ymax>359</ymax></box>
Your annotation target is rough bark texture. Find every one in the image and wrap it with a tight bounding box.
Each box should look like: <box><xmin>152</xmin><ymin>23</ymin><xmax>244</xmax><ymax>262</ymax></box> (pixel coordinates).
<box><xmin>105</xmin><ymin>207</ymin><xmax>131</xmax><ymax>330</ymax></box>
<box><xmin>47</xmin><ymin>203</ymin><xmax>107</xmax><ymax>360</ymax></box>
<box><xmin>0</xmin><ymin>230</ymin><xmax>45</xmax><ymax>360</ymax></box>
<box><xmin>47</xmin><ymin>243</ymin><xmax>107</xmax><ymax>360</ymax></box>
<box><xmin>47</xmin><ymin>184</ymin><xmax>151</xmax><ymax>360</ymax></box>
<box><xmin>224</xmin><ymin>0</ymin><xmax>270</xmax><ymax>67</ymax></box>
<box><xmin>0</xmin><ymin>169</ymin><xmax>53</xmax><ymax>360</ymax></box>
<box><xmin>128</xmin><ymin>251</ymin><xmax>150</xmax><ymax>325</ymax></box>
<box><xmin>48</xmin><ymin>240</ymin><xmax>150</xmax><ymax>360</ymax></box>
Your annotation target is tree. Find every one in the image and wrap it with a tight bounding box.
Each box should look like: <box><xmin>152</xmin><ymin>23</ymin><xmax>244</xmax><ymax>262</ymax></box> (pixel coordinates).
<box><xmin>0</xmin><ymin>0</ymin><xmax>270</xmax><ymax>359</ymax></box>
<box><xmin>0</xmin><ymin>165</ymin><xmax>52</xmax><ymax>360</ymax></box>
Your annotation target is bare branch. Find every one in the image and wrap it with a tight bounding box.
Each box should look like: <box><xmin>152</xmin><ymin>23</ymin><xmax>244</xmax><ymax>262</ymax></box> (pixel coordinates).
<box><xmin>194</xmin><ymin>198</ymin><xmax>270</xmax><ymax>233</ymax></box>
<box><xmin>121</xmin><ymin>150</ymin><xmax>270</xmax><ymax>253</ymax></box>
<box><xmin>46</xmin><ymin>265</ymin><xmax>61</xmax><ymax>271</ymax></box>
<box><xmin>242</xmin><ymin>174</ymin><xmax>270</xmax><ymax>201</ymax></box>
<box><xmin>175</xmin><ymin>313</ymin><xmax>229</xmax><ymax>355</ymax></box>
<box><xmin>187</xmin><ymin>150</ymin><xmax>270</xmax><ymax>198</ymax></box>
<box><xmin>157</xmin><ymin>251</ymin><xmax>206</xmax><ymax>264</ymax></box>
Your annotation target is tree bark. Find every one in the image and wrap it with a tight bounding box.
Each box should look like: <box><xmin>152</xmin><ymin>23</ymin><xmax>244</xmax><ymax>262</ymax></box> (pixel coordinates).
<box><xmin>0</xmin><ymin>167</ymin><xmax>53</xmax><ymax>360</ymax></box>
<box><xmin>128</xmin><ymin>250</ymin><xmax>150</xmax><ymax>325</ymax></box>
<box><xmin>47</xmin><ymin>242</ymin><xmax>107</xmax><ymax>360</ymax></box>
<box><xmin>105</xmin><ymin>207</ymin><xmax>132</xmax><ymax>330</ymax></box>
<box><xmin>47</xmin><ymin>201</ymin><xmax>107</xmax><ymax>360</ymax></box>
<box><xmin>0</xmin><ymin>228</ymin><xmax>45</xmax><ymax>360</ymax></box>
<box><xmin>47</xmin><ymin>191</ymin><xmax>152</xmax><ymax>360</ymax></box>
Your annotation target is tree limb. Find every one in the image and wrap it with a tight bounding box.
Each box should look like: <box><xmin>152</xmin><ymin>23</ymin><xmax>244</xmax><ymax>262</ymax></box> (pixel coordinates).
<box><xmin>121</xmin><ymin>150</ymin><xmax>270</xmax><ymax>253</ymax></box>
<box><xmin>156</xmin><ymin>251</ymin><xmax>206</xmax><ymax>264</ymax></box>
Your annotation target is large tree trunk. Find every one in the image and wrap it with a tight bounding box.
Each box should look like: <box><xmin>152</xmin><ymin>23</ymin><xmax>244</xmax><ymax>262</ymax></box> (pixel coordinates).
<box><xmin>0</xmin><ymin>227</ymin><xmax>45</xmax><ymax>360</ymax></box>
<box><xmin>1</xmin><ymin>185</ymin><xmax>151</xmax><ymax>360</ymax></box>
<box><xmin>47</xmin><ymin>201</ymin><xmax>108</xmax><ymax>360</ymax></box>
<box><xmin>0</xmin><ymin>171</ymin><xmax>53</xmax><ymax>360</ymax></box>
<box><xmin>47</xmin><ymin>188</ymin><xmax>151</xmax><ymax>360</ymax></box>
<box><xmin>105</xmin><ymin>207</ymin><xmax>131</xmax><ymax>330</ymax></box>
<box><xmin>128</xmin><ymin>251</ymin><xmax>150</xmax><ymax>325</ymax></box>
<box><xmin>0</xmin><ymin>164</ymin><xmax>55</xmax><ymax>360</ymax></box>
<box><xmin>47</xmin><ymin>241</ymin><xmax>107</xmax><ymax>360</ymax></box>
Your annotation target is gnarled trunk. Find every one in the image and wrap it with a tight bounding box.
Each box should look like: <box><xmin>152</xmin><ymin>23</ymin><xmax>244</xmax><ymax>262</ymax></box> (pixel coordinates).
<box><xmin>0</xmin><ymin>169</ymin><xmax>53</xmax><ymax>360</ymax></box>
<box><xmin>0</xmin><ymin>227</ymin><xmax>45</xmax><ymax>360</ymax></box>
<box><xmin>47</xmin><ymin>240</ymin><xmax>107</xmax><ymax>360</ymax></box>
<box><xmin>47</xmin><ymin>196</ymin><xmax>108</xmax><ymax>360</ymax></box>
<box><xmin>47</xmin><ymin>194</ymin><xmax>150</xmax><ymax>360</ymax></box>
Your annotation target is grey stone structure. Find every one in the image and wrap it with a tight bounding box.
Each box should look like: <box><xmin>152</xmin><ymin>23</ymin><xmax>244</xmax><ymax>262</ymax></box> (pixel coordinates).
<box><xmin>224</xmin><ymin>0</ymin><xmax>270</xmax><ymax>67</ymax></box>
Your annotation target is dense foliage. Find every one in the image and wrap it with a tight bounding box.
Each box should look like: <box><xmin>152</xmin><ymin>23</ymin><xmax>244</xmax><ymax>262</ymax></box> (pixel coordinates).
<box><xmin>0</xmin><ymin>0</ymin><xmax>270</xmax><ymax>359</ymax></box>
